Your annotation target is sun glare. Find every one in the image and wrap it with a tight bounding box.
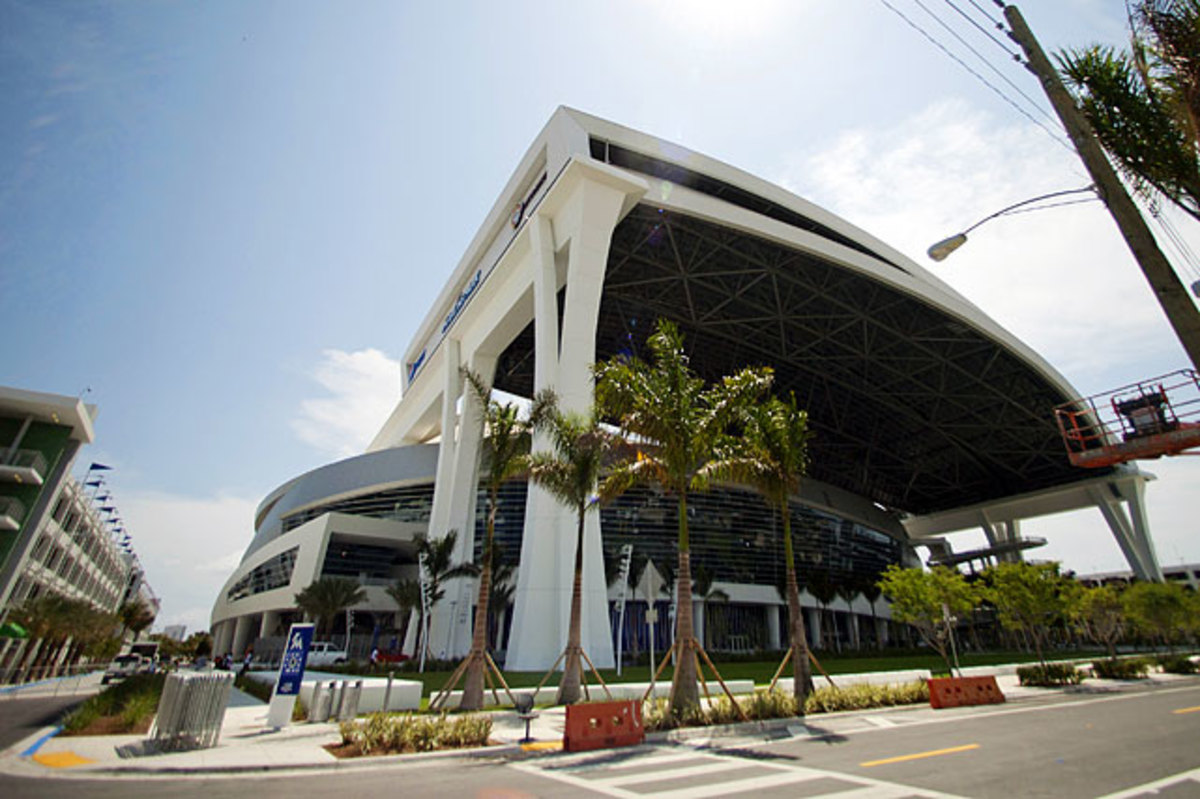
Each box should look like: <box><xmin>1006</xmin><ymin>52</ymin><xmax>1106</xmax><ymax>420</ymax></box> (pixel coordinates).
<box><xmin>643</xmin><ymin>0</ymin><xmax>791</xmax><ymax>40</ymax></box>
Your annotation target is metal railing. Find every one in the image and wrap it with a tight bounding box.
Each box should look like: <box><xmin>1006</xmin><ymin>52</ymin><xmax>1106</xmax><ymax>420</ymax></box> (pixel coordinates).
<box><xmin>1054</xmin><ymin>369</ymin><xmax>1200</xmax><ymax>468</ymax></box>
<box><xmin>1</xmin><ymin>663</ymin><xmax>99</xmax><ymax>697</ymax></box>
<box><xmin>151</xmin><ymin>671</ymin><xmax>234</xmax><ymax>751</ymax></box>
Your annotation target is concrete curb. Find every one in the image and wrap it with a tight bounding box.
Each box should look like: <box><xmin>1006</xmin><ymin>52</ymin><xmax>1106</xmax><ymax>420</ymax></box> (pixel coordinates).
<box><xmin>19</xmin><ymin>724</ymin><xmax>62</xmax><ymax>757</ymax></box>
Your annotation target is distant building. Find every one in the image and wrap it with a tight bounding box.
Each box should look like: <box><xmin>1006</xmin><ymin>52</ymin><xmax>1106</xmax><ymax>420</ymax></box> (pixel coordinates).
<box><xmin>161</xmin><ymin>624</ymin><xmax>187</xmax><ymax>642</ymax></box>
<box><xmin>1079</xmin><ymin>563</ymin><xmax>1200</xmax><ymax>591</ymax></box>
<box><xmin>1</xmin><ymin>385</ymin><xmax>155</xmax><ymax>681</ymax></box>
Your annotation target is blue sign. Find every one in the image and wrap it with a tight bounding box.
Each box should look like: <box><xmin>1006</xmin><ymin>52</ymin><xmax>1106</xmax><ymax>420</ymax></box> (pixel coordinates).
<box><xmin>275</xmin><ymin>623</ymin><xmax>314</xmax><ymax>696</ymax></box>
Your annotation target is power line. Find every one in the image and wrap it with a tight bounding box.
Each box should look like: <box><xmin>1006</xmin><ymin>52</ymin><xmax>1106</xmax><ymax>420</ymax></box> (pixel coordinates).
<box><xmin>875</xmin><ymin>0</ymin><xmax>1075</xmax><ymax>152</ymax></box>
<box><xmin>914</xmin><ymin>0</ymin><xmax>1058</xmax><ymax>127</ymax></box>
<box><xmin>963</xmin><ymin>0</ymin><xmax>1005</xmax><ymax>25</ymax></box>
<box><xmin>941</xmin><ymin>0</ymin><xmax>1020</xmax><ymax>61</ymax></box>
<box><xmin>1148</xmin><ymin>205</ymin><xmax>1200</xmax><ymax>282</ymax></box>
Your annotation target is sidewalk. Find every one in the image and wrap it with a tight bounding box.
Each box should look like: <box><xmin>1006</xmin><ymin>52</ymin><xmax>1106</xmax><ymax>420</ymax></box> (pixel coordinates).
<box><xmin>2</xmin><ymin>666</ymin><xmax>1190</xmax><ymax>780</ymax></box>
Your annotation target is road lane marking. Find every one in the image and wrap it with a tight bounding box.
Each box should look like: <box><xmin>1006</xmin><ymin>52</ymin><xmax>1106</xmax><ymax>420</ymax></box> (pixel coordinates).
<box><xmin>860</xmin><ymin>743</ymin><xmax>979</xmax><ymax>767</ymax></box>
<box><xmin>754</xmin><ymin>682</ymin><xmax>1200</xmax><ymax>748</ymax></box>
<box><xmin>512</xmin><ymin>748</ymin><xmax>971</xmax><ymax>798</ymax></box>
<box><xmin>1171</xmin><ymin>704</ymin><xmax>1200</xmax><ymax>714</ymax></box>
<box><xmin>1094</xmin><ymin>765</ymin><xmax>1200</xmax><ymax>798</ymax></box>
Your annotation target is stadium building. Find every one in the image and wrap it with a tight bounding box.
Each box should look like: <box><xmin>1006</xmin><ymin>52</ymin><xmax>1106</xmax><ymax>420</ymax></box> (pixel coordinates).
<box><xmin>210</xmin><ymin>108</ymin><xmax>1161</xmax><ymax>669</ymax></box>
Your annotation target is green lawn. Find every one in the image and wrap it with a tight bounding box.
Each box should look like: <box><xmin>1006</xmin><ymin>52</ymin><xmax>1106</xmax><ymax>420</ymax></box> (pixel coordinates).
<box><xmin>356</xmin><ymin>649</ymin><xmax>1107</xmax><ymax>700</ymax></box>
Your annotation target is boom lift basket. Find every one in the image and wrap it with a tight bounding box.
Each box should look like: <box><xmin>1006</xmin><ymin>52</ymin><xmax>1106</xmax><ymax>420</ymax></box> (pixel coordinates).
<box><xmin>1054</xmin><ymin>370</ymin><xmax>1200</xmax><ymax>468</ymax></box>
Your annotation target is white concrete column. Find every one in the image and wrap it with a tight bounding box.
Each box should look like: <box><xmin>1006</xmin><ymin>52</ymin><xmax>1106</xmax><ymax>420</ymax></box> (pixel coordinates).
<box><xmin>212</xmin><ymin>619</ymin><xmax>234</xmax><ymax>657</ymax></box>
<box><xmin>506</xmin><ymin>162</ymin><xmax>645</xmax><ymax>671</ymax></box>
<box><xmin>259</xmin><ymin>610</ymin><xmax>280</xmax><ymax>638</ymax></box>
<box><xmin>766</xmin><ymin>604</ymin><xmax>781</xmax><ymax>650</ymax></box>
<box><xmin>230</xmin><ymin>615</ymin><xmax>253</xmax><ymax>657</ymax></box>
<box><xmin>427</xmin><ymin>339</ymin><xmax>463</xmax><ymax>542</ymax></box>
<box><xmin>439</xmin><ymin>351</ymin><xmax>495</xmax><ymax>657</ymax></box>
<box><xmin>805</xmin><ymin>606</ymin><xmax>821</xmax><ymax>649</ymax></box>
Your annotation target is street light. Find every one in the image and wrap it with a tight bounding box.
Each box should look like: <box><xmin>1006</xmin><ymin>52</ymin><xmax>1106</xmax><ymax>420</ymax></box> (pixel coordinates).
<box><xmin>926</xmin><ymin>186</ymin><xmax>1097</xmax><ymax>261</ymax></box>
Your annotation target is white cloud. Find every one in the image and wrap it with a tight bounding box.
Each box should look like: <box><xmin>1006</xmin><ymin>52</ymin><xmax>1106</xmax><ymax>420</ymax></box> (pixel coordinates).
<box><xmin>119</xmin><ymin>491</ymin><xmax>259</xmax><ymax>636</ymax></box>
<box><xmin>291</xmin><ymin>348</ymin><xmax>402</xmax><ymax>458</ymax></box>
<box><xmin>784</xmin><ymin>98</ymin><xmax>1200</xmax><ymax>571</ymax></box>
<box><xmin>783</xmin><ymin>98</ymin><xmax>1194</xmax><ymax>388</ymax></box>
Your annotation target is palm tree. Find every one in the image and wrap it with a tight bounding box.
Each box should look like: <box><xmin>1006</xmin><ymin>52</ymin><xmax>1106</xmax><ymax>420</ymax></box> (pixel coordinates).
<box><xmin>385</xmin><ymin>578</ymin><xmax>421</xmax><ymax>652</ymax></box>
<box><xmin>458</xmin><ymin>369</ymin><xmax>538</xmax><ymax>711</ymax></box>
<box><xmin>858</xmin><ymin>576</ymin><xmax>884</xmax><ymax>650</ymax></box>
<box><xmin>712</xmin><ymin>392</ymin><xmax>814</xmax><ymax>705</ymax></box>
<box><xmin>806</xmin><ymin>569</ymin><xmax>838</xmax><ymax>651</ymax></box>
<box><xmin>1059</xmin><ymin>1</ymin><xmax>1200</xmax><ymax>222</ymax></box>
<box><xmin>594</xmin><ymin>318</ymin><xmax>772</xmax><ymax>717</ymax></box>
<box><xmin>118</xmin><ymin>598</ymin><xmax>156</xmax><ymax>641</ymax></box>
<box><xmin>526</xmin><ymin>391</ymin><xmax>627</xmax><ymax>704</ymax></box>
<box><xmin>293</xmin><ymin>577</ymin><xmax>366</xmax><ymax>639</ymax></box>
<box><xmin>414</xmin><ymin>530</ymin><xmax>475</xmax><ymax>657</ymax></box>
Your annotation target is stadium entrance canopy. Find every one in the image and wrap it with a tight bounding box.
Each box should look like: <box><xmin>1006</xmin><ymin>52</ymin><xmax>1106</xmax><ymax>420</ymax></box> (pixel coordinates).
<box><xmin>372</xmin><ymin>108</ymin><xmax>1161</xmax><ymax>669</ymax></box>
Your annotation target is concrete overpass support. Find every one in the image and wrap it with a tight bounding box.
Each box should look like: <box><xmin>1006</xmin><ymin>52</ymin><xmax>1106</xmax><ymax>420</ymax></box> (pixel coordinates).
<box><xmin>1089</xmin><ymin>478</ymin><xmax>1163</xmax><ymax>582</ymax></box>
<box><xmin>981</xmin><ymin>517</ymin><xmax>1023</xmax><ymax>564</ymax></box>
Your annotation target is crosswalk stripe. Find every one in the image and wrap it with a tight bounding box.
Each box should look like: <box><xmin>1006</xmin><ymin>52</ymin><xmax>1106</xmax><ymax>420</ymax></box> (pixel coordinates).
<box><xmin>603</xmin><ymin>759</ymin><xmax>769</xmax><ymax>786</ymax></box>
<box><xmin>626</xmin><ymin>769</ymin><xmax>828</xmax><ymax>799</ymax></box>
<box><xmin>513</xmin><ymin>749</ymin><xmax>971</xmax><ymax>799</ymax></box>
<box><xmin>548</xmin><ymin>749</ymin><xmax>704</xmax><ymax>772</ymax></box>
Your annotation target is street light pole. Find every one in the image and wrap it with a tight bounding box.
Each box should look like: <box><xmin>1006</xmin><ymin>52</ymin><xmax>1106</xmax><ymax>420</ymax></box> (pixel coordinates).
<box><xmin>1003</xmin><ymin>4</ymin><xmax>1200</xmax><ymax>370</ymax></box>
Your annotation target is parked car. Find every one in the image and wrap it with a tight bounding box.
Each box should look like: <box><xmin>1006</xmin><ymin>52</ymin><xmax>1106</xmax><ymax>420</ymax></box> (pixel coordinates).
<box><xmin>102</xmin><ymin>653</ymin><xmax>153</xmax><ymax>684</ymax></box>
<box><xmin>305</xmin><ymin>641</ymin><xmax>348</xmax><ymax>667</ymax></box>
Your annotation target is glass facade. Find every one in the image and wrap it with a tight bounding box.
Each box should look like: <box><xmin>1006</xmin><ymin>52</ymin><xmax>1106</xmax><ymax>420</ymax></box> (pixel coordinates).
<box><xmin>474</xmin><ymin>480</ymin><xmax>902</xmax><ymax>594</ymax></box>
<box><xmin>226</xmin><ymin>546</ymin><xmax>299</xmax><ymax>602</ymax></box>
<box><xmin>281</xmin><ymin>483</ymin><xmax>434</xmax><ymax>533</ymax></box>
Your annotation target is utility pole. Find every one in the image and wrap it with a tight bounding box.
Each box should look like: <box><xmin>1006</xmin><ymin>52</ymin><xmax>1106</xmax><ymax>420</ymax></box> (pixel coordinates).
<box><xmin>1005</xmin><ymin>4</ymin><xmax>1200</xmax><ymax>371</ymax></box>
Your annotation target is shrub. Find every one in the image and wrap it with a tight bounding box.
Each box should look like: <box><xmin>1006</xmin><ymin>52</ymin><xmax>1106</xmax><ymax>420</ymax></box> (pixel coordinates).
<box><xmin>642</xmin><ymin>698</ymin><xmax>675</xmax><ymax>732</ymax></box>
<box><xmin>743</xmin><ymin>689</ymin><xmax>799</xmax><ymax>720</ymax></box>
<box><xmin>703</xmin><ymin>695</ymin><xmax>743</xmax><ymax>725</ymax></box>
<box><xmin>804</xmin><ymin>681</ymin><xmax>929</xmax><ymax>713</ymax></box>
<box><xmin>1092</xmin><ymin>658</ymin><xmax>1150</xmax><ymax>680</ymax></box>
<box><xmin>1157</xmin><ymin>654</ymin><xmax>1198</xmax><ymax>675</ymax></box>
<box><xmin>1017</xmin><ymin>663</ymin><xmax>1083</xmax><ymax>687</ymax></box>
<box><xmin>337</xmin><ymin>711</ymin><xmax>492</xmax><ymax>756</ymax></box>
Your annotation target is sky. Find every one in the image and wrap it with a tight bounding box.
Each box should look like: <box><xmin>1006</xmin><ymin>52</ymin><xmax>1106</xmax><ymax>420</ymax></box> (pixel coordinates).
<box><xmin>2</xmin><ymin>0</ymin><xmax>1198</xmax><ymax>634</ymax></box>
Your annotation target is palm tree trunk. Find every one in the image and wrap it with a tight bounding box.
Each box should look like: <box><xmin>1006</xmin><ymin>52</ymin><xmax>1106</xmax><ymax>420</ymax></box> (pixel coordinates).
<box><xmin>460</xmin><ymin>504</ymin><xmax>497</xmax><ymax>711</ymax></box>
<box><xmin>557</xmin><ymin>507</ymin><xmax>588</xmax><ymax>705</ymax></box>
<box><xmin>669</xmin><ymin>493</ymin><xmax>700</xmax><ymax>717</ymax></box>
<box><xmin>781</xmin><ymin>509</ymin><xmax>813</xmax><ymax>706</ymax></box>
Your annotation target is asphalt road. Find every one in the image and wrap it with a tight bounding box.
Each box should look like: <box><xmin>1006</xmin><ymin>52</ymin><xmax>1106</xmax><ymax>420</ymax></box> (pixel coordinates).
<box><xmin>0</xmin><ymin>691</ymin><xmax>92</xmax><ymax>752</ymax></box>
<box><xmin>2</xmin><ymin>678</ymin><xmax>1198</xmax><ymax>798</ymax></box>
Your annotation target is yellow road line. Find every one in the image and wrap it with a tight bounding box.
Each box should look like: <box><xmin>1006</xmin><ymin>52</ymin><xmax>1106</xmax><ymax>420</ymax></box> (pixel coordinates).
<box><xmin>1172</xmin><ymin>705</ymin><xmax>1200</xmax><ymax>715</ymax></box>
<box><xmin>861</xmin><ymin>743</ymin><xmax>980</xmax><ymax>768</ymax></box>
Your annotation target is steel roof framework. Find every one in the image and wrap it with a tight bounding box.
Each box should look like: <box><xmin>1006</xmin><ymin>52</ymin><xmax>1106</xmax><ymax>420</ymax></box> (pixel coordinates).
<box><xmin>494</xmin><ymin>204</ymin><xmax>1099</xmax><ymax>517</ymax></box>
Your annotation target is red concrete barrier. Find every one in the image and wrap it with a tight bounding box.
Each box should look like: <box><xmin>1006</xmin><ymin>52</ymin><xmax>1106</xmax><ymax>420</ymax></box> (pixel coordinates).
<box><xmin>928</xmin><ymin>675</ymin><xmax>1006</xmax><ymax>709</ymax></box>
<box><xmin>563</xmin><ymin>699</ymin><xmax>645</xmax><ymax>752</ymax></box>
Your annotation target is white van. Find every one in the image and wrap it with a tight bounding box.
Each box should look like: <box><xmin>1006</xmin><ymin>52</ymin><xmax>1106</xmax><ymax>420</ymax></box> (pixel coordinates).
<box><xmin>306</xmin><ymin>641</ymin><xmax>348</xmax><ymax>667</ymax></box>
